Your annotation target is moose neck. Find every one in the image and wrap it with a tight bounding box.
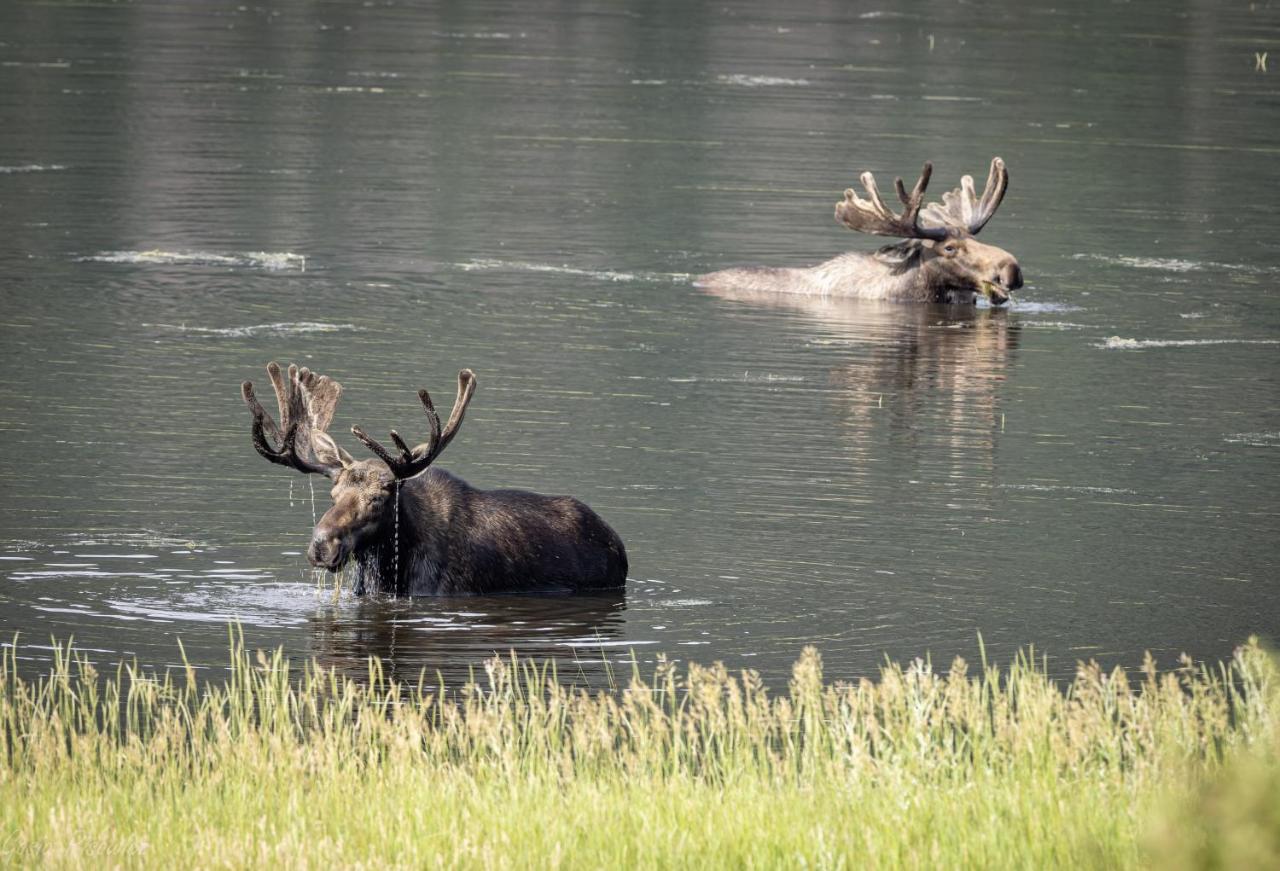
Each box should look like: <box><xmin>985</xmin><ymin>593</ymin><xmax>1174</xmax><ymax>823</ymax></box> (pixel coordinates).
<box><xmin>350</xmin><ymin>469</ymin><xmax>460</xmax><ymax>597</ymax></box>
<box><xmin>350</xmin><ymin>486</ymin><xmax>405</xmax><ymax>596</ymax></box>
<box><xmin>813</xmin><ymin>243</ymin><xmax>977</xmax><ymax>303</ymax></box>
<box><xmin>917</xmin><ymin>258</ymin><xmax>979</xmax><ymax>304</ymax></box>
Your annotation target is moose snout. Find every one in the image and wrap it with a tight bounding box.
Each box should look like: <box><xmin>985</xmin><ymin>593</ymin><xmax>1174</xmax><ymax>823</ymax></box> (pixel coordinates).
<box><xmin>307</xmin><ymin>531</ymin><xmax>348</xmax><ymax>572</ymax></box>
<box><xmin>999</xmin><ymin>262</ymin><xmax>1024</xmax><ymax>291</ymax></box>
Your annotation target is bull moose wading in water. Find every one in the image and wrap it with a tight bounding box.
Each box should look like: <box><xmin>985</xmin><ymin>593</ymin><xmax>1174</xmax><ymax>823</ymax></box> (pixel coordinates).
<box><xmin>242</xmin><ymin>363</ymin><xmax>628</xmax><ymax>597</ymax></box>
<box><xmin>696</xmin><ymin>157</ymin><xmax>1023</xmax><ymax>305</ymax></box>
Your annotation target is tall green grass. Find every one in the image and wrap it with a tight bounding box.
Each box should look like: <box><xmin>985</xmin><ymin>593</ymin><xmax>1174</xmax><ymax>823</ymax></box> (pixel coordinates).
<box><xmin>1</xmin><ymin>634</ymin><xmax>1276</xmax><ymax>868</ymax></box>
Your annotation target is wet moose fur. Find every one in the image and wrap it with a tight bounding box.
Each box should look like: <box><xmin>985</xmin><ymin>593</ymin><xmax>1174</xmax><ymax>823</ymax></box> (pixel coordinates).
<box><xmin>242</xmin><ymin>363</ymin><xmax>627</xmax><ymax>596</ymax></box>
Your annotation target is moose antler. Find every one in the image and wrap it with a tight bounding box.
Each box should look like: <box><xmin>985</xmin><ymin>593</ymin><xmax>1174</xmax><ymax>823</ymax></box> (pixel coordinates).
<box><xmin>351</xmin><ymin>369</ymin><xmax>477</xmax><ymax>480</ymax></box>
<box><xmin>242</xmin><ymin>362</ymin><xmax>351</xmax><ymax>478</ymax></box>
<box><xmin>835</xmin><ymin>162</ymin><xmax>950</xmax><ymax>241</ymax></box>
<box><xmin>920</xmin><ymin>157</ymin><xmax>1008</xmax><ymax>235</ymax></box>
<box><xmin>835</xmin><ymin>158</ymin><xmax>1009</xmax><ymax>239</ymax></box>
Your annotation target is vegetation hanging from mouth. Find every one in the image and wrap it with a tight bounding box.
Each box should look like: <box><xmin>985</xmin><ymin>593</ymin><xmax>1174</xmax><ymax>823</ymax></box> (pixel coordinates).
<box><xmin>980</xmin><ymin>279</ymin><xmax>1008</xmax><ymax>303</ymax></box>
<box><xmin>0</xmin><ymin>634</ymin><xmax>1277</xmax><ymax>867</ymax></box>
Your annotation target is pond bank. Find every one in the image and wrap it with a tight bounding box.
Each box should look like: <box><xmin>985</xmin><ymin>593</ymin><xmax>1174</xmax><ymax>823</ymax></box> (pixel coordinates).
<box><xmin>1</xmin><ymin>636</ymin><xmax>1275</xmax><ymax>867</ymax></box>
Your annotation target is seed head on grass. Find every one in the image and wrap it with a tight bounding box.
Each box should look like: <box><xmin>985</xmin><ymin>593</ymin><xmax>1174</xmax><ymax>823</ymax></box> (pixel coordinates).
<box><xmin>1</xmin><ymin>634</ymin><xmax>1277</xmax><ymax>866</ymax></box>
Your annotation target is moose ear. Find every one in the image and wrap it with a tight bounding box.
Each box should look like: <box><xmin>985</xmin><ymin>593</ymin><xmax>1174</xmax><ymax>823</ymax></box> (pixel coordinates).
<box><xmin>312</xmin><ymin>432</ymin><xmax>353</xmax><ymax>469</ymax></box>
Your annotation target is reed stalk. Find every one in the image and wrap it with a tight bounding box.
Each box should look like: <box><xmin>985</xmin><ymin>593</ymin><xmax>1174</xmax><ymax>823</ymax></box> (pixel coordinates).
<box><xmin>0</xmin><ymin>633</ymin><xmax>1275</xmax><ymax>867</ymax></box>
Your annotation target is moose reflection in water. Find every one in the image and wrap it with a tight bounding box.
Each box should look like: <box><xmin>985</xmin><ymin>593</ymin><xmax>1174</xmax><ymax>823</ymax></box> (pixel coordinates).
<box><xmin>308</xmin><ymin>591</ymin><xmax>628</xmax><ymax>686</ymax></box>
<box><xmin>701</xmin><ymin>284</ymin><xmax>1020</xmax><ymax>487</ymax></box>
<box><xmin>697</xmin><ymin>158</ymin><xmax>1022</xmax><ymax>305</ymax></box>
<box><xmin>241</xmin><ymin>363</ymin><xmax>628</xmax><ymax>597</ymax></box>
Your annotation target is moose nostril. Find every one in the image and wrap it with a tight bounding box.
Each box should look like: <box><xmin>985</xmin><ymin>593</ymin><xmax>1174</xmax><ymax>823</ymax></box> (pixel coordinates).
<box><xmin>1003</xmin><ymin>264</ymin><xmax>1024</xmax><ymax>290</ymax></box>
<box><xmin>308</xmin><ymin>535</ymin><xmax>335</xmax><ymax>562</ymax></box>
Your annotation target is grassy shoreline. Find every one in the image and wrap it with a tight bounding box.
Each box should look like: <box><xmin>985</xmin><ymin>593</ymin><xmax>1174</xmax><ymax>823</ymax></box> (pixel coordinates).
<box><xmin>2</xmin><ymin>636</ymin><xmax>1277</xmax><ymax>868</ymax></box>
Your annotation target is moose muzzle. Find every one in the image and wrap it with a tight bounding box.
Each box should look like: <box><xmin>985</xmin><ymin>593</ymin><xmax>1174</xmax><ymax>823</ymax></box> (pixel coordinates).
<box><xmin>307</xmin><ymin>532</ymin><xmax>349</xmax><ymax>572</ymax></box>
<box><xmin>1001</xmin><ymin>262</ymin><xmax>1024</xmax><ymax>292</ymax></box>
<box><xmin>981</xmin><ymin>261</ymin><xmax>1023</xmax><ymax>306</ymax></box>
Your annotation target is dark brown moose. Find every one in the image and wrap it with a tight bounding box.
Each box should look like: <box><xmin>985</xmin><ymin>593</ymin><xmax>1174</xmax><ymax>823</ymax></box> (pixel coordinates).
<box><xmin>242</xmin><ymin>363</ymin><xmax>628</xmax><ymax>596</ymax></box>
<box><xmin>696</xmin><ymin>158</ymin><xmax>1023</xmax><ymax>305</ymax></box>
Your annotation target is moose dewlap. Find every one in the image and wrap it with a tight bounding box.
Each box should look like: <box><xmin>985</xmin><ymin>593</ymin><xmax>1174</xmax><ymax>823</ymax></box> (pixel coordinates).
<box><xmin>242</xmin><ymin>363</ymin><xmax>628</xmax><ymax>596</ymax></box>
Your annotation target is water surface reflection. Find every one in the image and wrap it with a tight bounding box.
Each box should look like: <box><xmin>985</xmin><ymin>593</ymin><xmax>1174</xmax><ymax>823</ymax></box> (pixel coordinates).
<box><xmin>703</xmin><ymin>286</ymin><xmax>1020</xmax><ymax>486</ymax></box>
<box><xmin>2</xmin><ymin>0</ymin><xmax>1278</xmax><ymax>685</ymax></box>
<box><xmin>309</xmin><ymin>591</ymin><xmax>628</xmax><ymax>685</ymax></box>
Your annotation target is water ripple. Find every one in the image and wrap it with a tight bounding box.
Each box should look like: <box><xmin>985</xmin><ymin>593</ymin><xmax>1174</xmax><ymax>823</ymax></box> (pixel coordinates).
<box><xmin>1100</xmin><ymin>336</ymin><xmax>1280</xmax><ymax>350</ymax></box>
<box><xmin>143</xmin><ymin>322</ymin><xmax>358</xmax><ymax>338</ymax></box>
<box><xmin>0</xmin><ymin>163</ymin><xmax>67</xmax><ymax>173</ymax></box>
<box><xmin>80</xmin><ymin>250</ymin><xmax>307</xmax><ymax>271</ymax></box>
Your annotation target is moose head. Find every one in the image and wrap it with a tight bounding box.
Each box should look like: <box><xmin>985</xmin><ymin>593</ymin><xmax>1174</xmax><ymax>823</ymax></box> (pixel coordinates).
<box><xmin>241</xmin><ymin>362</ymin><xmax>475</xmax><ymax>573</ymax></box>
<box><xmin>834</xmin><ymin>157</ymin><xmax>1023</xmax><ymax>304</ymax></box>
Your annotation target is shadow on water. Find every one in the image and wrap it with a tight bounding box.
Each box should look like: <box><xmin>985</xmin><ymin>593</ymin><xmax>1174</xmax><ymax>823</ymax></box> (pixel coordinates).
<box><xmin>308</xmin><ymin>590</ymin><xmax>628</xmax><ymax>687</ymax></box>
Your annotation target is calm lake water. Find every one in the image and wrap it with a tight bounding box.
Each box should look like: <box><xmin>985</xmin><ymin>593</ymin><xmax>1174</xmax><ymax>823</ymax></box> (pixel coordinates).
<box><xmin>1</xmin><ymin>1</ymin><xmax>1277</xmax><ymax>687</ymax></box>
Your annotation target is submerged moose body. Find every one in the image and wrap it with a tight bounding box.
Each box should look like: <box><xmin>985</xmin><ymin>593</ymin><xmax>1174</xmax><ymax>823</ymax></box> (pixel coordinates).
<box><xmin>696</xmin><ymin>158</ymin><xmax>1023</xmax><ymax>305</ymax></box>
<box><xmin>242</xmin><ymin>363</ymin><xmax>628</xmax><ymax>596</ymax></box>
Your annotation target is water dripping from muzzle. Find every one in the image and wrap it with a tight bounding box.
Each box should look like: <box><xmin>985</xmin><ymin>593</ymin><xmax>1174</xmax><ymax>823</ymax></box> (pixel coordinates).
<box><xmin>392</xmin><ymin>480</ymin><xmax>402</xmax><ymax>596</ymax></box>
<box><xmin>307</xmin><ymin>477</ymin><xmax>325</xmax><ymax>594</ymax></box>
